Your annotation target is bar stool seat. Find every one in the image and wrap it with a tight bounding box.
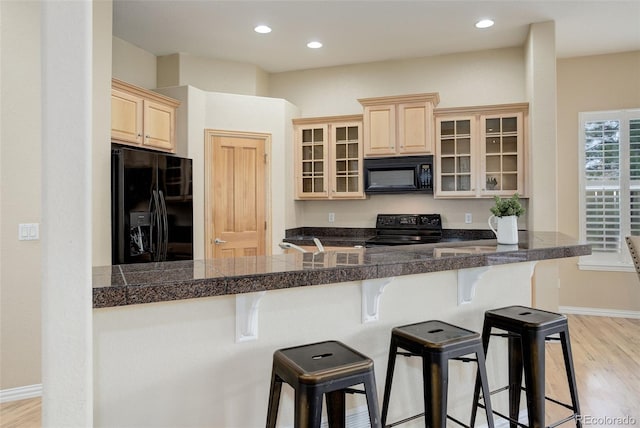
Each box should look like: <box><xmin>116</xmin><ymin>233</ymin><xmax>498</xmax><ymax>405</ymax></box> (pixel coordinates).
<box><xmin>266</xmin><ymin>340</ymin><xmax>381</xmax><ymax>428</ymax></box>
<box><xmin>381</xmin><ymin>320</ymin><xmax>495</xmax><ymax>428</ymax></box>
<box><xmin>471</xmin><ymin>305</ymin><xmax>581</xmax><ymax>428</ymax></box>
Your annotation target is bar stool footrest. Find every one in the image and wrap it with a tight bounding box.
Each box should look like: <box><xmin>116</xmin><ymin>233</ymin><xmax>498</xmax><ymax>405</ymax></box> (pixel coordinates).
<box><xmin>385</xmin><ymin>412</ymin><xmax>471</xmax><ymax>428</ymax></box>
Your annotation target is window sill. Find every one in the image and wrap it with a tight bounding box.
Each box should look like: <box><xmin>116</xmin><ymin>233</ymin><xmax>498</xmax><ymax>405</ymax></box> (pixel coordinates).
<box><xmin>578</xmin><ymin>257</ymin><xmax>635</xmax><ymax>272</ymax></box>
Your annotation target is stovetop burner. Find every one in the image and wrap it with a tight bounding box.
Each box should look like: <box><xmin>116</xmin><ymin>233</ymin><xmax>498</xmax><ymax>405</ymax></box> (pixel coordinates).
<box><xmin>366</xmin><ymin>214</ymin><xmax>442</xmax><ymax>246</ymax></box>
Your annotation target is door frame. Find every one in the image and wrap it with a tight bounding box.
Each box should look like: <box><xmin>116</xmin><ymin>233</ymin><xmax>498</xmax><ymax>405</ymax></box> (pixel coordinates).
<box><xmin>204</xmin><ymin>129</ymin><xmax>272</xmax><ymax>259</ymax></box>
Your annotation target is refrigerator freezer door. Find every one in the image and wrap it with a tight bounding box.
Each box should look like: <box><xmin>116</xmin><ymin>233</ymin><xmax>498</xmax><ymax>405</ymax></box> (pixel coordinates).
<box><xmin>112</xmin><ymin>146</ymin><xmax>193</xmax><ymax>264</ymax></box>
<box><xmin>112</xmin><ymin>147</ymin><xmax>157</xmax><ymax>264</ymax></box>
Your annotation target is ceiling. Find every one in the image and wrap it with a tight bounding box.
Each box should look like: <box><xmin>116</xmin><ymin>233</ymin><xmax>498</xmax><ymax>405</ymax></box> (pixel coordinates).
<box><xmin>113</xmin><ymin>1</ymin><xmax>640</xmax><ymax>73</ymax></box>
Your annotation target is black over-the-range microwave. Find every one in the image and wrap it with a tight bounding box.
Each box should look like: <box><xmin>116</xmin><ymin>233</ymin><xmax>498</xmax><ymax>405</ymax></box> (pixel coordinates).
<box><xmin>363</xmin><ymin>155</ymin><xmax>434</xmax><ymax>194</ymax></box>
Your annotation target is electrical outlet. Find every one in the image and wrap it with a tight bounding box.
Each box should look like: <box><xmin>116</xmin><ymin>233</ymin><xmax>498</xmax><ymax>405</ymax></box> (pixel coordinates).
<box><xmin>18</xmin><ymin>223</ymin><xmax>40</xmax><ymax>241</ymax></box>
<box><xmin>328</xmin><ymin>212</ymin><xmax>335</xmax><ymax>223</ymax></box>
<box><xmin>464</xmin><ymin>213</ymin><xmax>472</xmax><ymax>224</ymax></box>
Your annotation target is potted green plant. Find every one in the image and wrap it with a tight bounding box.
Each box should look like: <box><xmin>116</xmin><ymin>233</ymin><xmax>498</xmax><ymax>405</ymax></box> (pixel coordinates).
<box><xmin>489</xmin><ymin>193</ymin><xmax>525</xmax><ymax>244</ymax></box>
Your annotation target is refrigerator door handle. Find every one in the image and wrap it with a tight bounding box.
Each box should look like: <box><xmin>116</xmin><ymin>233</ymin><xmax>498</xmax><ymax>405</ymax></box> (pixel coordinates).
<box><xmin>159</xmin><ymin>190</ymin><xmax>169</xmax><ymax>260</ymax></box>
<box><xmin>148</xmin><ymin>192</ymin><xmax>155</xmax><ymax>259</ymax></box>
<box><xmin>152</xmin><ymin>190</ymin><xmax>162</xmax><ymax>261</ymax></box>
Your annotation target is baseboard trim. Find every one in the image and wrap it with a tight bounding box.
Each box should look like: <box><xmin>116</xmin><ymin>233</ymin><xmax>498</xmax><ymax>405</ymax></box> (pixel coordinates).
<box><xmin>560</xmin><ymin>306</ymin><xmax>640</xmax><ymax>319</ymax></box>
<box><xmin>0</xmin><ymin>384</ymin><xmax>42</xmax><ymax>403</ymax></box>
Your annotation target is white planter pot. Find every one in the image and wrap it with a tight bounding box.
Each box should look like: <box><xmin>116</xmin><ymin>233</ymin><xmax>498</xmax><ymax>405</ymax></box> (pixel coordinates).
<box><xmin>488</xmin><ymin>215</ymin><xmax>519</xmax><ymax>245</ymax></box>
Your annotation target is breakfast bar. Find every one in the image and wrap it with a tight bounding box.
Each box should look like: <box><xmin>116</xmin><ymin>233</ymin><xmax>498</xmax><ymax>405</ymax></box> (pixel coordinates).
<box><xmin>93</xmin><ymin>232</ymin><xmax>589</xmax><ymax>308</ymax></box>
<box><xmin>92</xmin><ymin>232</ymin><xmax>589</xmax><ymax>427</ymax></box>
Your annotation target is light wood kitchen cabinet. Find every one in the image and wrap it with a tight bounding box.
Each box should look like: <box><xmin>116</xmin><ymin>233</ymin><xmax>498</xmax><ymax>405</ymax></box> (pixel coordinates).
<box><xmin>434</xmin><ymin>103</ymin><xmax>528</xmax><ymax>198</ymax></box>
<box><xmin>358</xmin><ymin>93</ymin><xmax>440</xmax><ymax>157</ymax></box>
<box><xmin>111</xmin><ymin>78</ymin><xmax>180</xmax><ymax>153</ymax></box>
<box><xmin>293</xmin><ymin>115</ymin><xmax>365</xmax><ymax>200</ymax></box>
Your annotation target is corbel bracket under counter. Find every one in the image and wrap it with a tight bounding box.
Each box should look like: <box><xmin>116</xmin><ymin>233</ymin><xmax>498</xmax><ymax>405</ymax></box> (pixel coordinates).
<box><xmin>235</xmin><ymin>291</ymin><xmax>266</xmax><ymax>343</ymax></box>
<box><xmin>361</xmin><ymin>277</ymin><xmax>395</xmax><ymax>323</ymax></box>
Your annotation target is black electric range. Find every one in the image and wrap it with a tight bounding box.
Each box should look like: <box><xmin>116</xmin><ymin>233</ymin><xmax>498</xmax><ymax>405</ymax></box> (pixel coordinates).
<box><xmin>365</xmin><ymin>214</ymin><xmax>443</xmax><ymax>247</ymax></box>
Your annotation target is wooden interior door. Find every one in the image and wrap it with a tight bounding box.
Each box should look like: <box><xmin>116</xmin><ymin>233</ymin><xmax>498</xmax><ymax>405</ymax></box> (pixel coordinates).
<box><xmin>205</xmin><ymin>130</ymin><xmax>270</xmax><ymax>259</ymax></box>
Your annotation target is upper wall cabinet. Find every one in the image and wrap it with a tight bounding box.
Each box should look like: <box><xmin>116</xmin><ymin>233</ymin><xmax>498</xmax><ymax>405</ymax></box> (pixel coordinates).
<box><xmin>434</xmin><ymin>103</ymin><xmax>528</xmax><ymax>198</ymax></box>
<box><xmin>293</xmin><ymin>115</ymin><xmax>366</xmax><ymax>200</ymax></box>
<box><xmin>111</xmin><ymin>78</ymin><xmax>180</xmax><ymax>153</ymax></box>
<box><xmin>358</xmin><ymin>93</ymin><xmax>440</xmax><ymax>157</ymax></box>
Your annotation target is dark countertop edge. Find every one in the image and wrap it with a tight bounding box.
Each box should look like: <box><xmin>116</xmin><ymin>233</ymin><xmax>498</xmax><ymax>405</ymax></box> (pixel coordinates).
<box><xmin>93</xmin><ymin>233</ymin><xmax>591</xmax><ymax>309</ymax></box>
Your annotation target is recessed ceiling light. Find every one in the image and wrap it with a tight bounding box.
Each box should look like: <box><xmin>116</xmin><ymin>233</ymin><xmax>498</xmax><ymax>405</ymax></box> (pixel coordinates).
<box><xmin>307</xmin><ymin>41</ymin><xmax>323</xmax><ymax>49</ymax></box>
<box><xmin>475</xmin><ymin>19</ymin><xmax>494</xmax><ymax>29</ymax></box>
<box><xmin>254</xmin><ymin>25</ymin><xmax>272</xmax><ymax>34</ymax></box>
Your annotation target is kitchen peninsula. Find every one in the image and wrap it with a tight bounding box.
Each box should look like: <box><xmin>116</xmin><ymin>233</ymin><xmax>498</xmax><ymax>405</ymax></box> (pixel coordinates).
<box><xmin>94</xmin><ymin>232</ymin><xmax>589</xmax><ymax>308</ymax></box>
<box><xmin>92</xmin><ymin>232</ymin><xmax>589</xmax><ymax>428</ymax></box>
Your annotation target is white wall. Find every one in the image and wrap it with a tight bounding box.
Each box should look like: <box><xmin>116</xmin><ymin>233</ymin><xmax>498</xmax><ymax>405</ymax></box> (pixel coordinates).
<box><xmin>93</xmin><ymin>1</ymin><xmax>113</xmax><ymax>267</ymax></box>
<box><xmin>157</xmin><ymin>85</ymin><xmax>300</xmax><ymax>258</ymax></box>
<box><xmin>112</xmin><ymin>36</ymin><xmax>157</xmax><ymax>89</ymax></box>
<box><xmin>157</xmin><ymin>53</ymin><xmax>270</xmax><ymax>96</ymax></box>
<box><xmin>0</xmin><ymin>0</ymin><xmax>42</xmax><ymax>392</ymax></box>
<box><xmin>94</xmin><ymin>262</ymin><xmax>534</xmax><ymax>427</ymax></box>
<box><xmin>269</xmin><ymin>47</ymin><xmax>525</xmax><ymax>116</ymax></box>
<box><xmin>557</xmin><ymin>51</ymin><xmax>640</xmax><ymax>313</ymax></box>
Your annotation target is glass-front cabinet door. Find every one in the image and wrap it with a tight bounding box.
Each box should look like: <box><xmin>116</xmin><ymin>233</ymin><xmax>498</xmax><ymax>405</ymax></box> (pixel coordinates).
<box><xmin>331</xmin><ymin>121</ymin><xmax>363</xmax><ymax>198</ymax></box>
<box><xmin>481</xmin><ymin>112</ymin><xmax>524</xmax><ymax>195</ymax></box>
<box><xmin>435</xmin><ymin>104</ymin><xmax>527</xmax><ymax>198</ymax></box>
<box><xmin>294</xmin><ymin>115</ymin><xmax>365</xmax><ymax>200</ymax></box>
<box><xmin>436</xmin><ymin>116</ymin><xmax>477</xmax><ymax>197</ymax></box>
<box><xmin>296</xmin><ymin>124</ymin><xmax>329</xmax><ymax>199</ymax></box>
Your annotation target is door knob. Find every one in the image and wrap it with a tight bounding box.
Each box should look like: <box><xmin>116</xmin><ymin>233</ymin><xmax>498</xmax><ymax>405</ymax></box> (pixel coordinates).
<box><xmin>214</xmin><ymin>238</ymin><xmax>227</xmax><ymax>245</ymax></box>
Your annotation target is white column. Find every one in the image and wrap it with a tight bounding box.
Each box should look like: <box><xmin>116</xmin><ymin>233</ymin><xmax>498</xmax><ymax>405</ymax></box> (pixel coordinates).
<box><xmin>525</xmin><ymin>21</ymin><xmax>560</xmax><ymax>311</ymax></box>
<box><xmin>41</xmin><ymin>1</ymin><xmax>93</xmax><ymax>426</ymax></box>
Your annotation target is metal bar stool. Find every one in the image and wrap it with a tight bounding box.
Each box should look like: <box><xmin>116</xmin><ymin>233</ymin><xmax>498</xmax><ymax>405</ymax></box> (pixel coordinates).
<box><xmin>470</xmin><ymin>305</ymin><xmax>581</xmax><ymax>428</ymax></box>
<box><xmin>380</xmin><ymin>320</ymin><xmax>495</xmax><ymax>428</ymax></box>
<box><xmin>266</xmin><ymin>340</ymin><xmax>382</xmax><ymax>428</ymax></box>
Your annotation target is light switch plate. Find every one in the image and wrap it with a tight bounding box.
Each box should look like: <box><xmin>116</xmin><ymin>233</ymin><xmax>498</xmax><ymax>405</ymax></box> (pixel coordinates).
<box><xmin>465</xmin><ymin>213</ymin><xmax>472</xmax><ymax>224</ymax></box>
<box><xmin>18</xmin><ymin>223</ymin><xmax>39</xmax><ymax>241</ymax></box>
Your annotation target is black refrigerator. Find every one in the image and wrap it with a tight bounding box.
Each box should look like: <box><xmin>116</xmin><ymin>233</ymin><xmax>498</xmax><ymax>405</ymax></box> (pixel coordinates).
<box><xmin>111</xmin><ymin>146</ymin><xmax>193</xmax><ymax>264</ymax></box>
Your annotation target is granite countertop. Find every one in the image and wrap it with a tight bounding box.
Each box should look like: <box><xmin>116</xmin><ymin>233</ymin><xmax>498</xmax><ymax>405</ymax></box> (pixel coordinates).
<box><xmin>93</xmin><ymin>232</ymin><xmax>591</xmax><ymax>308</ymax></box>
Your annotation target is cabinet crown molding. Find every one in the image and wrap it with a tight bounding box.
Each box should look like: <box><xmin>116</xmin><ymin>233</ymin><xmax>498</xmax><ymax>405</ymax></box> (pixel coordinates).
<box><xmin>292</xmin><ymin>114</ymin><xmax>363</xmax><ymax>125</ymax></box>
<box><xmin>112</xmin><ymin>78</ymin><xmax>180</xmax><ymax>108</ymax></box>
<box><xmin>358</xmin><ymin>92</ymin><xmax>440</xmax><ymax>107</ymax></box>
<box><xmin>435</xmin><ymin>102</ymin><xmax>528</xmax><ymax>116</ymax></box>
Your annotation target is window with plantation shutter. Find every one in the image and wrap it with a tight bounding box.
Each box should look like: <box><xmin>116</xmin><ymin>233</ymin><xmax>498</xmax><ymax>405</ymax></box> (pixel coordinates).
<box><xmin>579</xmin><ymin>109</ymin><xmax>640</xmax><ymax>271</ymax></box>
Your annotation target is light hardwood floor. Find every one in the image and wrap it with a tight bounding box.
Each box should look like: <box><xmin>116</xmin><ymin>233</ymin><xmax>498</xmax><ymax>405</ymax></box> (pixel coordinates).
<box><xmin>0</xmin><ymin>315</ymin><xmax>638</xmax><ymax>427</ymax></box>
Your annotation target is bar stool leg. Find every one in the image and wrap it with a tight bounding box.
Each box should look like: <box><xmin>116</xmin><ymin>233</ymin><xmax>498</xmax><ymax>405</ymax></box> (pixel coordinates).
<box><xmin>266</xmin><ymin>371</ymin><xmax>282</xmax><ymax>428</ymax></box>
<box><xmin>423</xmin><ymin>353</ymin><xmax>448</xmax><ymax>428</ymax></box>
<box><xmin>363</xmin><ymin>371</ymin><xmax>383</xmax><ymax>428</ymax></box>
<box><xmin>295</xmin><ymin>385</ymin><xmax>323</xmax><ymax>428</ymax></box>
<box><xmin>475</xmin><ymin>346</ymin><xmax>495</xmax><ymax>428</ymax></box>
<box><xmin>470</xmin><ymin>322</ymin><xmax>492</xmax><ymax>426</ymax></box>
<box><xmin>326</xmin><ymin>390</ymin><xmax>346</xmax><ymax>428</ymax></box>
<box><xmin>560</xmin><ymin>329</ymin><xmax>582</xmax><ymax>428</ymax></box>
<box><xmin>521</xmin><ymin>331</ymin><xmax>546</xmax><ymax>428</ymax></box>
<box><xmin>381</xmin><ymin>337</ymin><xmax>399</xmax><ymax>427</ymax></box>
<box><xmin>508</xmin><ymin>335</ymin><xmax>523</xmax><ymax>428</ymax></box>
